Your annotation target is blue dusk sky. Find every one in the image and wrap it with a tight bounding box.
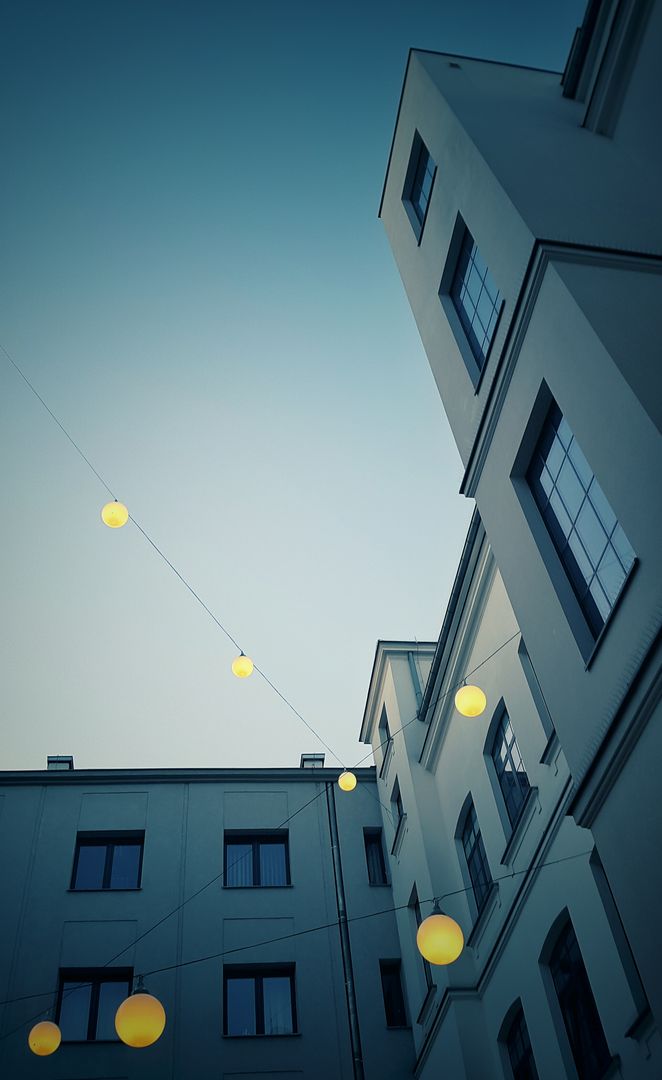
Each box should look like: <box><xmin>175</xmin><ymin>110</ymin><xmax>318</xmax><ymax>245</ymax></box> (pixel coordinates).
<box><xmin>0</xmin><ymin>0</ymin><xmax>585</xmax><ymax>771</ymax></box>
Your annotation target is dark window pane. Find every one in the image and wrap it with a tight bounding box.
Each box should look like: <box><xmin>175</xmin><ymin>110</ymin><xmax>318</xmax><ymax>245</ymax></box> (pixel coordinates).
<box><xmin>60</xmin><ymin>981</ymin><xmax>92</xmax><ymax>1041</ymax></box>
<box><xmin>74</xmin><ymin>845</ymin><xmax>106</xmax><ymax>889</ymax></box>
<box><xmin>226</xmin><ymin>977</ymin><xmax>256</xmax><ymax>1035</ymax></box>
<box><xmin>226</xmin><ymin>843</ymin><xmax>253</xmax><ymax>887</ymax></box>
<box><xmin>381</xmin><ymin>963</ymin><xmax>407</xmax><ymax>1027</ymax></box>
<box><xmin>506</xmin><ymin>1007</ymin><xmax>539</xmax><ymax>1080</ymax></box>
<box><xmin>449</xmin><ymin>228</ymin><xmax>501</xmax><ymax>369</ymax></box>
<box><xmin>365</xmin><ymin>832</ymin><xmax>387</xmax><ymax>885</ymax></box>
<box><xmin>550</xmin><ymin>922</ymin><xmax>611</xmax><ymax>1079</ymax></box>
<box><xmin>575</xmin><ymin>502</ymin><xmax>609</xmax><ymax>566</ymax></box>
<box><xmin>556</xmin><ymin>459</ymin><xmax>585</xmax><ymax>520</ymax></box>
<box><xmin>263</xmin><ymin>976</ymin><xmax>294</xmax><ymax>1034</ymax></box>
<box><xmin>259</xmin><ymin>842</ymin><xmax>287</xmax><ymax>886</ymax></box>
<box><xmin>110</xmin><ymin>844</ymin><xmax>142</xmax><ymax>889</ymax></box>
<box><xmin>96</xmin><ymin>980</ymin><xmax>129</xmax><ymax>1040</ymax></box>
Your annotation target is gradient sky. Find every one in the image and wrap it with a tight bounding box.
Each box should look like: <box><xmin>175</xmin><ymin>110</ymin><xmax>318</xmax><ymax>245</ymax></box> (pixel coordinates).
<box><xmin>0</xmin><ymin>0</ymin><xmax>585</xmax><ymax>772</ymax></box>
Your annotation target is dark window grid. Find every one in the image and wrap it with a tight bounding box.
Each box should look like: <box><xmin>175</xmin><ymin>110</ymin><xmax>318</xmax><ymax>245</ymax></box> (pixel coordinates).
<box><xmin>409</xmin><ymin>145</ymin><xmax>435</xmax><ymax>224</ymax></box>
<box><xmin>528</xmin><ymin>417</ymin><xmax>635</xmax><ymax>636</ymax></box>
<box><xmin>380</xmin><ymin>961</ymin><xmax>407</xmax><ymax>1027</ymax></box>
<box><xmin>71</xmin><ymin>838</ymin><xmax>143</xmax><ymax>890</ymax></box>
<box><xmin>412</xmin><ymin>897</ymin><xmax>434</xmax><ymax>990</ymax></box>
<box><xmin>493</xmin><ymin>715</ymin><xmax>530</xmax><ymax>827</ymax></box>
<box><xmin>56</xmin><ymin>969</ymin><xmax>131</xmax><ymax>1042</ymax></box>
<box><xmin>224</xmin><ymin>968</ymin><xmax>296</xmax><ymax>1036</ymax></box>
<box><xmin>462</xmin><ymin>806</ymin><xmax>493</xmax><ymax>912</ymax></box>
<box><xmin>506</xmin><ymin>1008</ymin><xmax>539</xmax><ymax>1080</ymax></box>
<box><xmin>224</xmin><ymin>836</ymin><xmax>290</xmax><ymax>887</ymax></box>
<box><xmin>451</xmin><ymin>232</ymin><xmax>502</xmax><ymax>366</ymax></box>
<box><xmin>364</xmin><ymin>830</ymin><xmax>388</xmax><ymax>885</ymax></box>
<box><xmin>550</xmin><ymin>923</ymin><xmax>611</xmax><ymax>1079</ymax></box>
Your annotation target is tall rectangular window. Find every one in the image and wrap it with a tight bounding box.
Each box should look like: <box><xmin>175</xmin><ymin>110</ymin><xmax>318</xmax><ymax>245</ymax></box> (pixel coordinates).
<box><xmin>450</xmin><ymin>227</ymin><xmax>501</xmax><ymax>371</ymax></box>
<box><xmin>402</xmin><ymin>132</ymin><xmax>436</xmax><ymax>241</ymax></box>
<box><xmin>411</xmin><ymin>890</ymin><xmax>433</xmax><ymax>991</ymax></box>
<box><xmin>224</xmin><ymin>966</ymin><xmax>296</xmax><ymax>1036</ymax></box>
<box><xmin>504</xmin><ymin>1006</ymin><xmax>539</xmax><ymax>1080</ymax></box>
<box><xmin>378</xmin><ymin>705</ymin><xmax>394</xmax><ymax>777</ymax></box>
<box><xmin>549</xmin><ymin>921</ymin><xmax>611</xmax><ymax>1078</ymax></box>
<box><xmin>364</xmin><ymin>828</ymin><xmax>388</xmax><ymax>885</ymax></box>
<box><xmin>491</xmin><ymin>712</ymin><xmax>530</xmax><ymax>827</ymax></box>
<box><xmin>461</xmin><ymin>803</ymin><xmax>493</xmax><ymax>913</ymax></box>
<box><xmin>380</xmin><ymin>961</ymin><xmax>407</xmax><ymax>1027</ymax></box>
<box><xmin>527</xmin><ymin>403</ymin><xmax>635</xmax><ymax>637</ymax></box>
<box><xmin>224</xmin><ymin>832</ymin><xmax>290</xmax><ymax>887</ymax></box>
<box><xmin>71</xmin><ymin>834</ymin><xmax>144</xmax><ymax>890</ymax></box>
<box><xmin>56</xmin><ymin>969</ymin><xmax>132</xmax><ymax>1041</ymax></box>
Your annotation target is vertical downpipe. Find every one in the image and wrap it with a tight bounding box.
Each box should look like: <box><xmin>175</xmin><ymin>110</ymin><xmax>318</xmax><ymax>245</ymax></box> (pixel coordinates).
<box><xmin>325</xmin><ymin>781</ymin><xmax>365</xmax><ymax>1080</ymax></box>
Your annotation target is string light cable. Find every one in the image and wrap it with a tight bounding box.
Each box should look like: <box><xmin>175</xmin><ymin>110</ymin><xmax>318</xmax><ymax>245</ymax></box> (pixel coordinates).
<box><xmin>0</xmin><ymin>846</ymin><xmax>594</xmax><ymax>1036</ymax></box>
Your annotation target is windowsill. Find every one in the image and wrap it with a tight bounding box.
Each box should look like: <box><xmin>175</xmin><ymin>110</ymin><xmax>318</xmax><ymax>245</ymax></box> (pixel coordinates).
<box><xmin>416</xmin><ymin>982</ymin><xmax>437</xmax><ymax>1025</ymax></box>
<box><xmin>223</xmin><ymin>1032</ymin><xmax>301</xmax><ymax>1039</ymax></box>
<box><xmin>67</xmin><ymin>887</ymin><xmax>142</xmax><ymax>893</ymax></box>
<box><xmin>499</xmin><ymin>787</ymin><xmax>539</xmax><ymax>867</ymax></box>
<box><xmin>584</xmin><ymin>559</ymin><xmax>639</xmax><ymax>671</ymax></box>
<box><xmin>222</xmin><ymin>884</ymin><xmax>293</xmax><ymax>889</ymax></box>
<box><xmin>625</xmin><ymin>1006</ymin><xmax>654</xmax><ymax>1041</ymax></box>
<box><xmin>466</xmin><ymin>882</ymin><xmax>499</xmax><ymax>950</ymax></box>
<box><xmin>379</xmin><ymin>740</ymin><xmax>394</xmax><ymax>780</ymax></box>
<box><xmin>391</xmin><ymin>814</ymin><xmax>407</xmax><ymax>857</ymax></box>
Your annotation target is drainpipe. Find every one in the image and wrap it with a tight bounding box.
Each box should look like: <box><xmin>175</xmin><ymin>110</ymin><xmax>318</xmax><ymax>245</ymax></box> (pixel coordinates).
<box><xmin>325</xmin><ymin>781</ymin><xmax>365</xmax><ymax>1080</ymax></box>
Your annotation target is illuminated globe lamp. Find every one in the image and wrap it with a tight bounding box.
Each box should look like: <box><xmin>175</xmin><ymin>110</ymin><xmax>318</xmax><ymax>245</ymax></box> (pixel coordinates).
<box><xmin>28</xmin><ymin>1020</ymin><xmax>61</xmax><ymax>1056</ymax></box>
<box><xmin>416</xmin><ymin>902</ymin><xmax>464</xmax><ymax>966</ymax></box>
<box><xmin>338</xmin><ymin>770</ymin><xmax>357</xmax><ymax>792</ymax></box>
<box><xmin>115</xmin><ymin>979</ymin><xmax>166</xmax><ymax>1048</ymax></box>
<box><xmin>231</xmin><ymin>652</ymin><xmax>254</xmax><ymax>679</ymax></box>
<box><xmin>101</xmin><ymin>500</ymin><xmax>129</xmax><ymax>528</ymax></box>
<box><xmin>454</xmin><ymin>683</ymin><xmax>487</xmax><ymax>718</ymax></box>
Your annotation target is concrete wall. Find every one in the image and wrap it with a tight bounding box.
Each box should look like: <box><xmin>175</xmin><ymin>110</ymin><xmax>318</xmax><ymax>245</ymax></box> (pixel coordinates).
<box><xmin>0</xmin><ymin>768</ymin><xmax>413</xmax><ymax>1079</ymax></box>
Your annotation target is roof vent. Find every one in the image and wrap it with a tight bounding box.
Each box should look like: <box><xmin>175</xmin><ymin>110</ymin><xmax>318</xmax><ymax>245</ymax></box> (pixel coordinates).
<box><xmin>300</xmin><ymin>753</ymin><xmax>325</xmax><ymax>769</ymax></box>
<box><xmin>47</xmin><ymin>755</ymin><xmax>74</xmax><ymax>771</ymax></box>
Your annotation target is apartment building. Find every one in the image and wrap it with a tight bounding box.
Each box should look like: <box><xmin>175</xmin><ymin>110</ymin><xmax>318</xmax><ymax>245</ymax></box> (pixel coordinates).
<box><xmin>376</xmin><ymin>0</ymin><xmax>662</xmax><ymax>1072</ymax></box>
<box><xmin>0</xmin><ymin>759</ymin><xmax>414</xmax><ymax>1078</ymax></box>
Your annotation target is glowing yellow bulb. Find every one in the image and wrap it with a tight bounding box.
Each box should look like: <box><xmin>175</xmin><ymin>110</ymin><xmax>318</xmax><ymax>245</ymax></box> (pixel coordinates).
<box><xmin>28</xmin><ymin>1021</ymin><xmax>61</xmax><ymax>1056</ymax></box>
<box><xmin>416</xmin><ymin>913</ymin><xmax>464</xmax><ymax>965</ymax></box>
<box><xmin>338</xmin><ymin>770</ymin><xmax>357</xmax><ymax>792</ymax></box>
<box><xmin>454</xmin><ymin>684</ymin><xmax>487</xmax><ymax>717</ymax></box>
<box><xmin>232</xmin><ymin>653</ymin><xmax>254</xmax><ymax>678</ymax></box>
<box><xmin>101</xmin><ymin>501</ymin><xmax>129</xmax><ymax>528</ymax></box>
<box><xmin>115</xmin><ymin>992</ymin><xmax>166</xmax><ymax>1048</ymax></box>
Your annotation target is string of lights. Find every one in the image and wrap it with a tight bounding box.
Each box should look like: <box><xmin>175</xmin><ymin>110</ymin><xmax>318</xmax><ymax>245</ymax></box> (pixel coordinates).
<box><xmin>0</xmin><ymin>846</ymin><xmax>594</xmax><ymax>1042</ymax></box>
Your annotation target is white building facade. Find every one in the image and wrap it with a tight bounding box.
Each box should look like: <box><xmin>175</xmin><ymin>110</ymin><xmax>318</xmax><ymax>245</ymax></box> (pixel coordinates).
<box><xmin>372</xmin><ymin>0</ymin><xmax>662</xmax><ymax>1075</ymax></box>
<box><xmin>0</xmin><ymin>761</ymin><xmax>414</xmax><ymax>1078</ymax></box>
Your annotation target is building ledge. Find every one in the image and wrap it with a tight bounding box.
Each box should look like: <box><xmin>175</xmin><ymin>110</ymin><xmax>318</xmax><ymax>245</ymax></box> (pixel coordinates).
<box><xmin>416</xmin><ymin>982</ymin><xmax>437</xmax><ymax>1026</ymax></box>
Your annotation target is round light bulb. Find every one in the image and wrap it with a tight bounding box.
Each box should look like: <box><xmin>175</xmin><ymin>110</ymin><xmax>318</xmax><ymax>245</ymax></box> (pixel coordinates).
<box><xmin>101</xmin><ymin>501</ymin><xmax>129</xmax><ymax>528</ymax></box>
<box><xmin>28</xmin><ymin>1020</ymin><xmax>61</xmax><ymax>1056</ymax></box>
<box><xmin>115</xmin><ymin>991</ymin><xmax>166</xmax><ymax>1048</ymax></box>
<box><xmin>231</xmin><ymin>653</ymin><xmax>254</xmax><ymax>678</ymax></box>
<box><xmin>454</xmin><ymin>684</ymin><xmax>487</xmax><ymax>717</ymax></box>
<box><xmin>416</xmin><ymin>912</ymin><xmax>464</xmax><ymax>965</ymax></box>
<box><xmin>338</xmin><ymin>770</ymin><xmax>357</xmax><ymax>792</ymax></box>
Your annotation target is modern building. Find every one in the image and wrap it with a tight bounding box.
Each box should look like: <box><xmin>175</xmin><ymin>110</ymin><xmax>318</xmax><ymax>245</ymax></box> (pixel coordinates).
<box><xmin>0</xmin><ymin>759</ymin><xmax>414</xmax><ymax>1078</ymax></box>
<box><xmin>373</xmin><ymin>0</ymin><xmax>662</xmax><ymax>1075</ymax></box>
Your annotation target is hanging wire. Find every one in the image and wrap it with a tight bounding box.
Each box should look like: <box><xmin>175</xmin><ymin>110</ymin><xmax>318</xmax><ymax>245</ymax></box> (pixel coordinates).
<box><xmin>0</xmin><ymin>847</ymin><xmax>594</xmax><ymax>1029</ymax></box>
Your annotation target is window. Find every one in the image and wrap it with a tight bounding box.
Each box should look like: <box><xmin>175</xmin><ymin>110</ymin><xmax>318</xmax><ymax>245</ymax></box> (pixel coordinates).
<box><xmin>378</xmin><ymin>705</ymin><xmax>394</xmax><ymax>776</ymax></box>
<box><xmin>224</xmin><ymin>832</ymin><xmax>290</xmax><ymax>887</ymax></box>
<box><xmin>56</xmin><ymin>969</ymin><xmax>131</xmax><ymax>1041</ymax></box>
<box><xmin>71</xmin><ymin>834</ymin><xmax>144</xmax><ymax>890</ymax></box>
<box><xmin>364</xmin><ymin>828</ymin><xmax>388</xmax><ymax>885</ymax></box>
<box><xmin>461</xmin><ymin>802</ymin><xmax>493</xmax><ymax>913</ymax></box>
<box><xmin>549</xmin><ymin>920</ymin><xmax>611</xmax><ymax>1078</ymax></box>
<box><xmin>504</xmin><ymin>1006</ymin><xmax>539</xmax><ymax>1080</ymax></box>
<box><xmin>224</xmin><ymin>966</ymin><xmax>296</xmax><ymax>1036</ymax></box>
<box><xmin>528</xmin><ymin>402</ymin><xmax>635</xmax><ymax>638</ymax></box>
<box><xmin>411</xmin><ymin>889</ymin><xmax>433</xmax><ymax>991</ymax></box>
<box><xmin>449</xmin><ymin>227</ymin><xmax>502</xmax><ymax>371</ymax></box>
<box><xmin>380</xmin><ymin>961</ymin><xmax>407</xmax><ymax>1027</ymax></box>
<box><xmin>402</xmin><ymin>132</ymin><xmax>436</xmax><ymax>241</ymax></box>
<box><xmin>491</xmin><ymin>712</ymin><xmax>530</xmax><ymax>827</ymax></box>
